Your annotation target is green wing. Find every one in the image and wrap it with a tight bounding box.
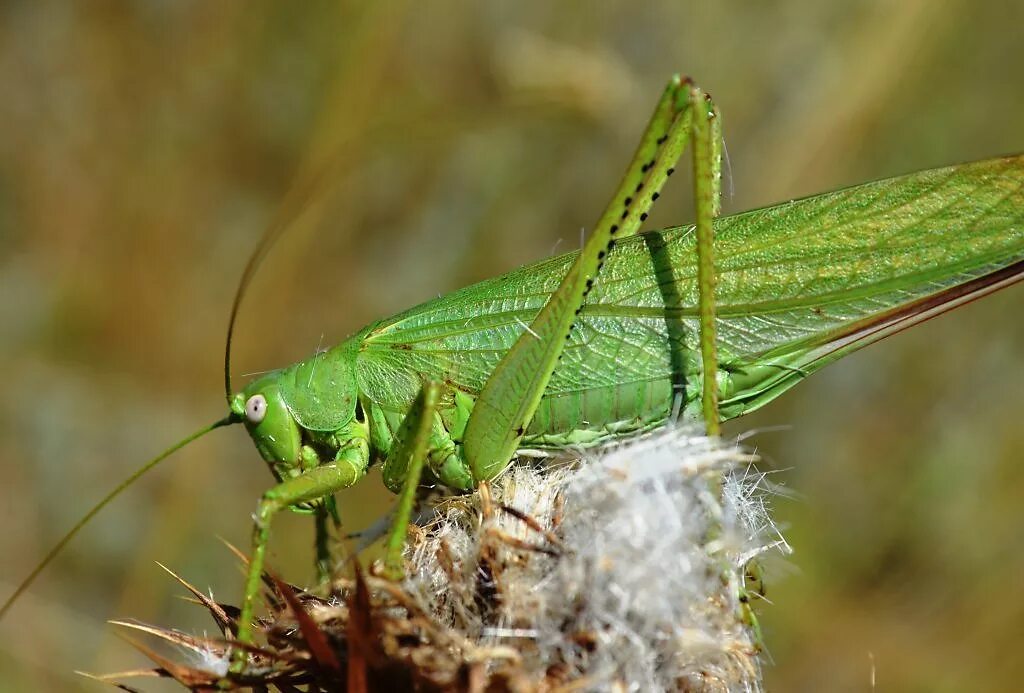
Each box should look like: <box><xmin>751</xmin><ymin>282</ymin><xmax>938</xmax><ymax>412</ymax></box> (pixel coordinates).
<box><xmin>357</xmin><ymin>155</ymin><xmax>1024</xmax><ymax>421</ymax></box>
<box><xmin>709</xmin><ymin>154</ymin><xmax>1024</xmax><ymax>415</ymax></box>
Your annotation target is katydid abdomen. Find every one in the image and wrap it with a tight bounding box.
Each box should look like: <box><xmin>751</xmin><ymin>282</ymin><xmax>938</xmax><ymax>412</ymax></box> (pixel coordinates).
<box><xmin>353</xmin><ymin>154</ymin><xmax>1023</xmax><ymax>470</ymax></box>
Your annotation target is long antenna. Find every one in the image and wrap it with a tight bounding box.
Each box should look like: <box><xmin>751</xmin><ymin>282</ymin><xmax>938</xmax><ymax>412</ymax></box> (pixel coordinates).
<box><xmin>0</xmin><ymin>415</ymin><xmax>237</xmax><ymax>621</ymax></box>
<box><xmin>224</xmin><ymin>217</ymin><xmax>285</xmax><ymax>403</ymax></box>
<box><xmin>223</xmin><ymin>155</ymin><xmax>349</xmax><ymax>403</ymax></box>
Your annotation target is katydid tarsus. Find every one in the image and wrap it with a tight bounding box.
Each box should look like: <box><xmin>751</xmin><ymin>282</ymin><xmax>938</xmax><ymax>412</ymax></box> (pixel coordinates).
<box><xmin>2</xmin><ymin>75</ymin><xmax>1023</xmax><ymax>676</ymax></box>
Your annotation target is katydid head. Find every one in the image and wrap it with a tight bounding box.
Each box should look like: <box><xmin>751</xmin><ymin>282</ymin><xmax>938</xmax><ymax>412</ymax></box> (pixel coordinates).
<box><xmin>230</xmin><ymin>374</ymin><xmax>304</xmax><ymax>477</ymax></box>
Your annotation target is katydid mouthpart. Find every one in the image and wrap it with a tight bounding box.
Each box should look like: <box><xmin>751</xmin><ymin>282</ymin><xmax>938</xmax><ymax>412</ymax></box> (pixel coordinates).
<box><xmin>2</xmin><ymin>76</ymin><xmax>1022</xmax><ymax>673</ymax></box>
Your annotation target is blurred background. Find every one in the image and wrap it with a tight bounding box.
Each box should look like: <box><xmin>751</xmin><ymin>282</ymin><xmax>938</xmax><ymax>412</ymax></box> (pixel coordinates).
<box><xmin>0</xmin><ymin>1</ymin><xmax>1021</xmax><ymax>690</ymax></box>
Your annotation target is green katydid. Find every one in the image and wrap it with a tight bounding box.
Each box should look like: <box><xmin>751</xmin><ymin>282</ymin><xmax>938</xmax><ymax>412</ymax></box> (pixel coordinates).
<box><xmin>2</xmin><ymin>75</ymin><xmax>1023</xmax><ymax>676</ymax></box>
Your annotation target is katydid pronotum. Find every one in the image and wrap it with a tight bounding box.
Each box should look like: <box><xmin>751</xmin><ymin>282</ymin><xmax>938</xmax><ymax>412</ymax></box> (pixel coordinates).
<box><xmin>2</xmin><ymin>76</ymin><xmax>1022</xmax><ymax>674</ymax></box>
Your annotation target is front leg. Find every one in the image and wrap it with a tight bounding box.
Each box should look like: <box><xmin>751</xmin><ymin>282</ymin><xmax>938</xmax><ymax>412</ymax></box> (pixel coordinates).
<box><xmin>232</xmin><ymin>448</ymin><xmax>368</xmax><ymax>667</ymax></box>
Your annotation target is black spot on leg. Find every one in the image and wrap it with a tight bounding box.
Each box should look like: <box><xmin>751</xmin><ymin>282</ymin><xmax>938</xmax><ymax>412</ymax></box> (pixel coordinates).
<box><xmin>667</xmin><ymin>167</ymin><xmax>675</xmax><ymax>176</ymax></box>
<box><xmin>624</xmin><ymin>196</ymin><xmax>632</xmax><ymax>206</ymax></box>
<box><xmin>635</xmin><ymin>182</ymin><xmax>644</xmax><ymax>193</ymax></box>
<box><xmin>597</xmin><ymin>250</ymin><xmax>605</xmax><ymax>260</ymax></box>
<box><xmin>620</xmin><ymin>210</ymin><xmax>628</xmax><ymax>220</ymax></box>
<box><xmin>652</xmin><ymin>192</ymin><xmax>660</xmax><ymax>201</ymax></box>
<box><xmin>610</xmin><ymin>224</ymin><xmax>618</xmax><ymax>234</ymax></box>
<box><xmin>656</xmin><ymin>134</ymin><xmax>668</xmax><ymax>145</ymax></box>
<box><xmin>640</xmin><ymin>213</ymin><xmax>648</xmax><ymax>221</ymax></box>
<box><xmin>515</xmin><ymin>426</ymin><xmax>525</xmax><ymax>437</ymax></box>
<box><xmin>586</xmin><ymin>278</ymin><xmax>593</xmax><ymax>290</ymax></box>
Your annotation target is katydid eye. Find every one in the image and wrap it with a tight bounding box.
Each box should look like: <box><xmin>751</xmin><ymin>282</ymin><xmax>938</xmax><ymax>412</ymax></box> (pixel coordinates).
<box><xmin>245</xmin><ymin>394</ymin><xmax>267</xmax><ymax>423</ymax></box>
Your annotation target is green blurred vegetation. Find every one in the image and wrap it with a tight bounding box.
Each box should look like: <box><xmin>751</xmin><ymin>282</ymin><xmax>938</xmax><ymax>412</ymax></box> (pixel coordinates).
<box><xmin>0</xmin><ymin>2</ymin><xmax>1021</xmax><ymax>691</ymax></box>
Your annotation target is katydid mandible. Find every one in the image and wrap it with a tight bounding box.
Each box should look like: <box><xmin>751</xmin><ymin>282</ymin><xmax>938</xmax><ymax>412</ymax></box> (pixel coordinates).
<box><xmin>2</xmin><ymin>76</ymin><xmax>1023</xmax><ymax>670</ymax></box>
